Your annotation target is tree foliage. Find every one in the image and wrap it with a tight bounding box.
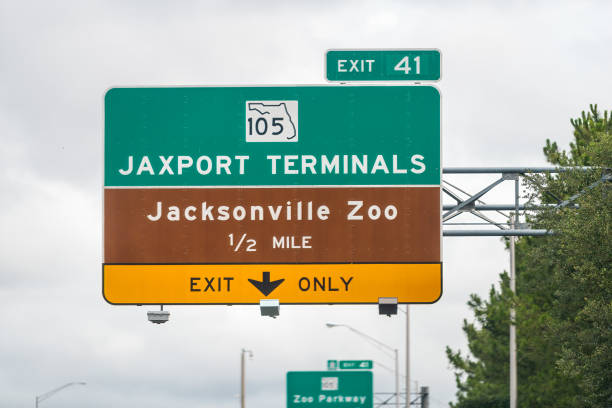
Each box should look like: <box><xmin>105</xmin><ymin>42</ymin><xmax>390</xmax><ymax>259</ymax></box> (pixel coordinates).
<box><xmin>447</xmin><ymin>105</ymin><xmax>611</xmax><ymax>407</ymax></box>
<box><xmin>544</xmin><ymin>104</ymin><xmax>612</xmax><ymax>166</ymax></box>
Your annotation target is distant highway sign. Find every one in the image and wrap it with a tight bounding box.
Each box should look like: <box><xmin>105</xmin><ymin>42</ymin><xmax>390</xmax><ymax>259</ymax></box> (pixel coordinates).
<box><xmin>287</xmin><ymin>371</ymin><xmax>373</xmax><ymax>408</ymax></box>
<box><xmin>339</xmin><ymin>360</ymin><xmax>373</xmax><ymax>370</ymax></box>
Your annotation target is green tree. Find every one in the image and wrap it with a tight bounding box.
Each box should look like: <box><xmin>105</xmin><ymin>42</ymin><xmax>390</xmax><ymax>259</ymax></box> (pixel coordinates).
<box><xmin>447</xmin><ymin>105</ymin><xmax>611</xmax><ymax>407</ymax></box>
<box><xmin>528</xmin><ymin>105</ymin><xmax>611</xmax><ymax>405</ymax></box>
<box><xmin>445</xmin><ymin>274</ymin><xmax>512</xmax><ymax>408</ymax></box>
<box><xmin>544</xmin><ymin>104</ymin><xmax>611</xmax><ymax>166</ymax></box>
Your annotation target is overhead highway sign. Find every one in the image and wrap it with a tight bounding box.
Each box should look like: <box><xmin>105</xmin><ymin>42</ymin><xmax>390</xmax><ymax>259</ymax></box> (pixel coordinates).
<box><xmin>103</xmin><ymin>86</ymin><xmax>441</xmax><ymax>305</ymax></box>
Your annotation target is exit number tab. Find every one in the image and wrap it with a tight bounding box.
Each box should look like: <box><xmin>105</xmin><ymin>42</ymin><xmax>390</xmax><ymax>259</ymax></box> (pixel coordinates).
<box><xmin>326</xmin><ymin>49</ymin><xmax>441</xmax><ymax>82</ymax></box>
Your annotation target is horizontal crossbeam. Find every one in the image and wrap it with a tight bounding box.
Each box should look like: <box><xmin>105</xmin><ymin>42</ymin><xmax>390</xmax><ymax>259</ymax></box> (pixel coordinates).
<box><xmin>443</xmin><ymin>166</ymin><xmax>591</xmax><ymax>174</ymax></box>
<box><xmin>442</xmin><ymin>204</ymin><xmax>557</xmax><ymax>211</ymax></box>
<box><xmin>443</xmin><ymin>229</ymin><xmax>552</xmax><ymax>236</ymax></box>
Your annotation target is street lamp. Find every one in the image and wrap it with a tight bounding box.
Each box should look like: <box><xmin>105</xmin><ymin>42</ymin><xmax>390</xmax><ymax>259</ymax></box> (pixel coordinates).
<box><xmin>240</xmin><ymin>348</ymin><xmax>253</xmax><ymax>408</ymax></box>
<box><xmin>35</xmin><ymin>382</ymin><xmax>86</xmax><ymax>408</ymax></box>
<box><xmin>326</xmin><ymin>323</ymin><xmax>399</xmax><ymax>408</ymax></box>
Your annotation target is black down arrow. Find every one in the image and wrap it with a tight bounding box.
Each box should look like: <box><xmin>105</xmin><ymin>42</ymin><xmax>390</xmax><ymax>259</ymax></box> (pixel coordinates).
<box><xmin>248</xmin><ymin>271</ymin><xmax>285</xmax><ymax>296</ymax></box>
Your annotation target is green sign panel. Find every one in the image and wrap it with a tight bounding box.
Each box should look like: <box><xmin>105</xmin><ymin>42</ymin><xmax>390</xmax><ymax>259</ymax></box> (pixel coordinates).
<box><xmin>326</xmin><ymin>50</ymin><xmax>440</xmax><ymax>81</ymax></box>
<box><xmin>327</xmin><ymin>360</ymin><xmax>338</xmax><ymax>370</ymax></box>
<box><xmin>287</xmin><ymin>371</ymin><xmax>373</xmax><ymax>408</ymax></box>
<box><xmin>105</xmin><ymin>86</ymin><xmax>440</xmax><ymax>187</ymax></box>
<box><xmin>339</xmin><ymin>360</ymin><xmax>373</xmax><ymax>370</ymax></box>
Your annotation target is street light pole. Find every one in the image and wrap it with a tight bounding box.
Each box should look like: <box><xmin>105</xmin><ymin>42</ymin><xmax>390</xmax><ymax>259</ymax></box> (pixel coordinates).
<box><xmin>326</xmin><ymin>323</ymin><xmax>399</xmax><ymax>408</ymax></box>
<box><xmin>35</xmin><ymin>382</ymin><xmax>86</xmax><ymax>408</ymax></box>
<box><xmin>405</xmin><ymin>305</ymin><xmax>410</xmax><ymax>407</ymax></box>
<box><xmin>241</xmin><ymin>348</ymin><xmax>253</xmax><ymax>408</ymax></box>
<box><xmin>394</xmin><ymin>347</ymin><xmax>400</xmax><ymax>408</ymax></box>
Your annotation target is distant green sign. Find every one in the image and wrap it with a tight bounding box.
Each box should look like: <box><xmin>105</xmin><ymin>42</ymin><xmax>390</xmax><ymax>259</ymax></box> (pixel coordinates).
<box><xmin>287</xmin><ymin>371</ymin><xmax>373</xmax><ymax>408</ymax></box>
<box><xmin>326</xmin><ymin>50</ymin><xmax>440</xmax><ymax>81</ymax></box>
<box><xmin>327</xmin><ymin>360</ymin><xmax>338</xmax><ymax>370</ymax></box>
<box><xmin>339</xmin><ymin>360</ymin><xmax>373</xmax><ymax>370</ymax></box>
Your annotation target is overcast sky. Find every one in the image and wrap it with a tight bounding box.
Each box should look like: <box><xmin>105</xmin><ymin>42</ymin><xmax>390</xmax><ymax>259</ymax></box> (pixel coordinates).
<box><xmin>1</xmin><ymin>1</ymin><xmax>611</xmax><ymax>407</ymax></box>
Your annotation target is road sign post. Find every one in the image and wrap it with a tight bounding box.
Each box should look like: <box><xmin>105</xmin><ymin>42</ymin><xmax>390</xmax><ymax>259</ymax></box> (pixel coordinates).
<box><xmin>287</xmin><ymin>371</ymin><xmax>373</xmax><ymax>408</ymax></box>
<box><xmin>103</xmin><ymin>86</ymin><xmax>441</xmax><ymax>305</ymax></box>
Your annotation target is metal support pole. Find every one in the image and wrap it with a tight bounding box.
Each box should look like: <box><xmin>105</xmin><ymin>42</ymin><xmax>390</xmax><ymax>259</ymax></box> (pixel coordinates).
<box><xmin>509</xmin><ymin>226</ymin><xmax>517</xmax><ymax>408</ymax></box>
<box><xmin>405</xmin><ymin>305</ymin><xmax>410</xmax><ymax>407</ymax></box>
<box><xmin>509</xmin><ymin>177</ymin><xmax>519</xmax><ymax>408</ymax></box>
<box><xmin>240</xmin><ymin>349</ymin><xmax>252</xmax><ymax>408</ymax></box>
<box><xmin>394</xmin><ymin>348</ymin><xmax>400</xmax><ymax>408</ymax></box>
<box><xmin>241</xmin><ymin>349</ymin><xmax>245</xmax><ymax>408</ymax></box>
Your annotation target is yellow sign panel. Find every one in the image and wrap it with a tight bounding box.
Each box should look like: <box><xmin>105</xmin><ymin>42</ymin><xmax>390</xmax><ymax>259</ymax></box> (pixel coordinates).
<box><xmin>103</xmin><ymin>264</ymin><xmax>442</xmax><ymax>304</ymax></box>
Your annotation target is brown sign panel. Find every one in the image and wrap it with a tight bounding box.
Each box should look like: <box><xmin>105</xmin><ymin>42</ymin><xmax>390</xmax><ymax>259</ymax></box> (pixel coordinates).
<box><xmin>104</xmin><ymin>187</ymin><xmax>440</xmax><ymax>264</ymax></box>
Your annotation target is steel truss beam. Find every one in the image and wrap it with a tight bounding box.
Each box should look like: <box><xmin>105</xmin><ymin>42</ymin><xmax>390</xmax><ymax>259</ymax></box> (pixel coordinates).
<box><xmin>443</xmin><ymin>166</ymin><xmax>591</xmax><ymax>174</ymax></box>
<box><xmin>442</xmin><ymin>204</ymin><xmax>556</xmax><ymax>211</ymax></box>
<box><xmin>444</xmin><ymin>229</ymin><xmax>551</xmax><ymax>236</ymax></box>
<box><xmin>441</xmin><ymin>166</ymin><xmax>603</xmax><ymax>237</ymax></box>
